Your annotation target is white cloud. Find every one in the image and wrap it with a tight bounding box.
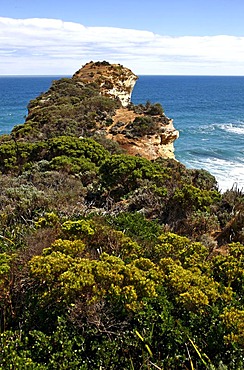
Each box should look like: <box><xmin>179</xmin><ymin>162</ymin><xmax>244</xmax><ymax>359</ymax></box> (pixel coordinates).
<box><xmin>0</xmin><ymin>16</ymin><xmax>244</xmax><ymax>75</ymax></box>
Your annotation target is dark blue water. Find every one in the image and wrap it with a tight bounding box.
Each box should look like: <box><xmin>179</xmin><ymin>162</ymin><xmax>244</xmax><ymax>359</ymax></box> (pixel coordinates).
<box><xmin>0</xmin><ymin>76</ymin><xmax>62</xmax><ymax>133</ymax></box>
<box><xmin>0</xmin><ymin>75</ymin><xmax>243</xmax><ymax>191</ymax></box>
<box><xmin>132</xmin><ymin>76</ymin><xmax>244</xmax><ymax>192</ymax></box>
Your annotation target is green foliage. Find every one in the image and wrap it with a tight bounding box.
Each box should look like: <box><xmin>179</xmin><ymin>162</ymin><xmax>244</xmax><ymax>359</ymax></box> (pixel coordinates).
<box><xmin>35</xmin><ymin>212</ymin><xmax>60</xmax><ymax>229</ymax></box>
<box><xmin>0</xmin><ymin>136</ymin><xmax>108</xmax><ymax>176</ymax></box>
<box><xmin>173</xmin><ymin>184</ymin><xmax>221</xmax><ymax>213</ymax></box>
<box><xmin>0</xmin><ymin>70</ymin><xmax>244</xmax><ymax>369</ymax></box>
<box><xmin>132</xmin><ymin>101</ymin><xmax>164</xmax><ymax>116</ymax></box>
<box><xmin>160</xmin><ymin>258</ymin><xmax>222</xmax><ymax>313</ymax></box>
<box><xmin>145</xmin><ymin>102</ymin><xmax>164</xmax><ymax>116</ymax></box>
<box><xmin>61</xmin><ymin>219</ymin><xmax>95</xmax><ymax>237</ymax></box>
<box><xmin>11</xmin><ymin>76</ymin><xmax>120</xmax><ymax>141</ymax></box>
<box><xmin>189</xmin><ymin>168</ymin><xmax>218</xmax><ymax>190</ymax></box>
<box><xmin>211</xmin><ymin>242</ymin><xmax>244</xmax><ymax>302</ymax></box>
<box><xmin>0</xmin><ymin>330</ymin><xmax>43</xmax><ymax>369</ymax></box>
<box><xmin>99</xmin><ymin>154</ymin><xmax>169</xmax><ymax>199</ymax></box>
<box><xmin>0</xmin><ymin>253</ymin><xmax>13</xmax><ymax>305</ymax></box>
<box><xmin>128</xmin><ymin>116</ymin><xmax>158</xmax><ymax>137</ymax></box>
<box><xmin>28</xmin><ymin>248</ymin><xmax>162</xmax><ymax>314</ymax></box>
<box><xmin>151</xmin><ymin>232</ymin><xmax>209</xmax><ymax>266</ymax></box>
<box><xmin>0</xmin><ymin>252</ymin><xmax>15</xmax><ymax>332</ymax></box>
<box><xmin>108</xmin><ymin>212</ymin><xmax>162</xmax><ymax>244</ymax></box>
<box><xmin>221</xmin><ymin>307</ymin><xmax>244</xmax><ymax>346</ymax></box>
<box><xmin>0</xmin><ymin>252</ymin><xmax>12</xmax><ymax>277</ymax></box>
<box><xmin>2</xmin><ymin>214</ymin><xmax>244</xmax><ymax>368</ymax></box>
<box><xmin>49</xmin><ymin>155</ymin><xmax>97</xmax><ymax>174</ymax></box>
<box><xmin>0</xmin><ymin>319</ymin><xmax>87</xmax><ymax>369</ymax></box>
<box><xmin>46</xmin><ymin>136</ymin><xmax>109</xmax><ymax>166</ymax></box>
<box><xmin>44</xmin><ymin>239</ymin><xmax>86</xmax><ymax>257</ymax></box>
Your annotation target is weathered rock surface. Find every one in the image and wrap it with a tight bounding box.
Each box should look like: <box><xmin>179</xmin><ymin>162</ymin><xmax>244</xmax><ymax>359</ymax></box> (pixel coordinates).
<box><xmin>73</xmin><ymin>61</ymin><xmax>138</xmax><ymax>107</ymax></box>
<box><xmin>73</xmin><ymin>61</ymin><xmax>179</xmax><ymax>160</ymax></box>
<box><xmin>106</xmin><ymin>108</ymin><xmax>179</xmax><ymax>160</ymax></box>
<box><xmin>15</xmin><ymin>61</ymin><xmax>178</xmax><ymax>160</ymax></box>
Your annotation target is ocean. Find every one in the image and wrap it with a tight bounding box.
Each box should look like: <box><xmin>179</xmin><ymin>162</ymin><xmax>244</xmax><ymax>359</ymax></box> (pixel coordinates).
<box><xmin>0</xmin><ymin>75</ymin><xmax>243</xmax><ymax>192</ymax></box>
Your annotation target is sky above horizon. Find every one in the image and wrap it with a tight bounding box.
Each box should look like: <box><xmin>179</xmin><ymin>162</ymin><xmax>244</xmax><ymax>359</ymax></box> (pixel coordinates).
<box><xmin>1</xmin><ymin>0</ymin><xmax>244</xmax><ymax>75</ymax></box>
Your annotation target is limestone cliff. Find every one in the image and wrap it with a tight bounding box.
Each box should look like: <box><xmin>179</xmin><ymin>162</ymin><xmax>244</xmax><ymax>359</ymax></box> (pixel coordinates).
<box><xmin>14</xmin><ymin>61</ymin><xmax>178</xmax><ymax>160</ymax></box>
<box><xmin>73</xmin><ymin>61</ymin><xmax>138</xmax><ymax>107</ymax></box>
<box><xmin>105</xmin><ymin>108</ymin><xmax>179</xmax><ymax>160</ymax></box>
<box><xmin>73</xmin><ymin>61</ymin><xmax>179</xmax><ymax>160</ymax></box>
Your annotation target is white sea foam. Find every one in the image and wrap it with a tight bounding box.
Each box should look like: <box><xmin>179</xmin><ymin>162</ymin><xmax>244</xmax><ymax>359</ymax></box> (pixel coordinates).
<box><xmin>185</xmin><ymin>157</ymin><xmax>244</xmax><ymax>193</ymax></box>
<box><xmin>220</xmin><ymin>123</ymin><xmax>244</xmax><ymax>135</ymax></box>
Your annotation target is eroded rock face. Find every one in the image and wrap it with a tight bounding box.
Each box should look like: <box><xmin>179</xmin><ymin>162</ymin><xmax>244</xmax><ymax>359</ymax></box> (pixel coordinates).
<box><xmin>20</xmin><ymin>61</ymin><xmax>178</xmax><ymax>160</ymax></box>
<box><xmin>106</xmin><ymin>108</ymin><xmax>179</xmax><ymax>160</ymax></box>
<box><xmin>73</xmin><ymin>61</ymin><xmax>138</xmax><ymax>107</ymax></box>
<box><xmin>73</xmin><ymin>61</ymin><xmax>179</xmax><ymax>160</ymax></box>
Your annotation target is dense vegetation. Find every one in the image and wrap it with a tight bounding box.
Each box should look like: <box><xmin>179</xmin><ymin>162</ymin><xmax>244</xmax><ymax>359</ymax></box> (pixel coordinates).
<box><xmin>0</xmin><ymin>71</ymin><xmax>243</xmax><ymax>369</ymax></box>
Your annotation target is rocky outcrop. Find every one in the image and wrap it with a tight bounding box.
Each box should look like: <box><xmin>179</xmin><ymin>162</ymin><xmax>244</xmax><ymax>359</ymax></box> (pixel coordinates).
<box><xmin>73</xmin><ymin>61</ymin><xmax>138</xmax><ymax>107</ymax></box>
<box><xmin>105</xmin><ymin>108</ymin><xmax>179</xmax><ymax>160</ymax></box>
<box><xmin>73</xmin><ymin>61</ymin><xmax>179</xmax><ymax>160</ymax></box>
<box><xmin>16</xmin><ymin>60</ymin><xmax>178</xmax><ymax>160</ymax></box>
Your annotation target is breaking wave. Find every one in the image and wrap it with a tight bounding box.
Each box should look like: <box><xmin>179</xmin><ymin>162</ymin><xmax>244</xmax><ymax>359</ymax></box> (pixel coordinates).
<box><xmin>220</xmin><ymin>122</ymin><xmax>244</xmax><ymax>135</ymax></box>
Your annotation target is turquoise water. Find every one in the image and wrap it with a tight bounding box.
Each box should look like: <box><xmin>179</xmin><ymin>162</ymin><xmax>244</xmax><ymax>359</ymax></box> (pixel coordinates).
<box><xmin>0</xmin><ymin>75</ymin><xmax>243</xmax><ymax>192</ymax></box>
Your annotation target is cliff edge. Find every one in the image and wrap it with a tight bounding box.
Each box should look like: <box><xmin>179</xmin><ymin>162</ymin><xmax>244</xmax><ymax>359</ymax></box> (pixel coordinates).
<box><xmin>73</xmin><ymin>61</ymin><xmax>179</xmax><ymax>160</ymax></box>
<box><xmin>13</xmin><ymin>61</ymin><xmax>179</xmax><ymax>160</ymax></box>
<box><xmin>73</xmin><ymin>61</ymin><xmax>138</xmax><ymax>107</ymax></box>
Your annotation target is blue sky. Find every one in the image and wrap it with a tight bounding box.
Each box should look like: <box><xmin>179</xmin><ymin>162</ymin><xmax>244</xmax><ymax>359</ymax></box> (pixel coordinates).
<box><xmin>1</xmin><ymin>0</ymin><xmax>244</xmax><ymax>75</ymax></box>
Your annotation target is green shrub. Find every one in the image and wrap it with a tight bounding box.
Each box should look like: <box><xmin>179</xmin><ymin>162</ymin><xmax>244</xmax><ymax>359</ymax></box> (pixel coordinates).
<box><xmin>99</xmin><ymin>154</ymin><xmax>169</xmax><ymax>197</ymax></box>
<box><xmin>128</xmin><ymin>116</ymin><xmax>158</xmax><ymax>136</ymax></box>
<box><xmin>146</xmin><ymin>102</ymin><xmax>164</xmax><ymax>116</ymax></box>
